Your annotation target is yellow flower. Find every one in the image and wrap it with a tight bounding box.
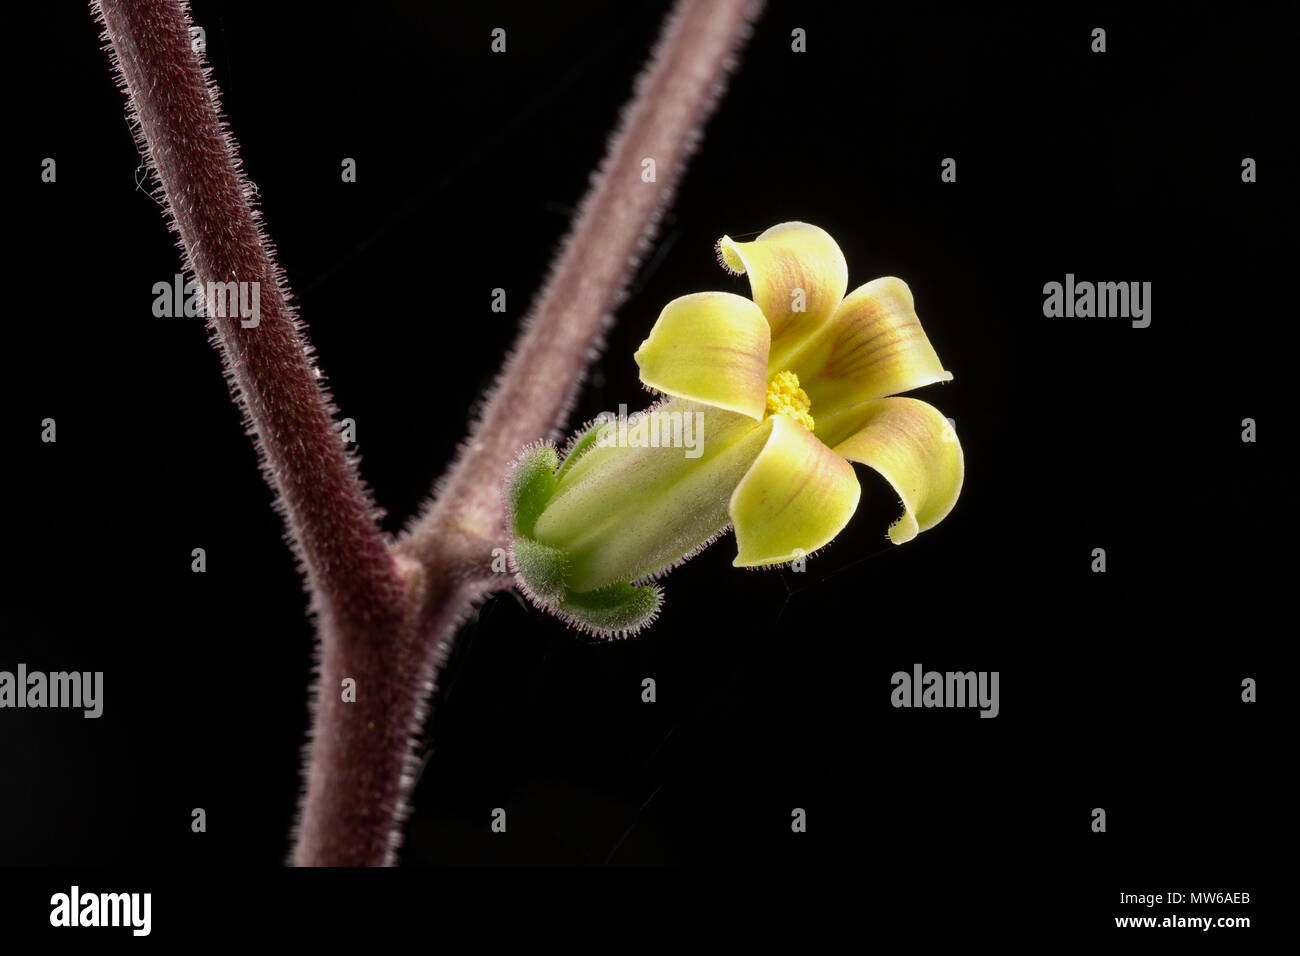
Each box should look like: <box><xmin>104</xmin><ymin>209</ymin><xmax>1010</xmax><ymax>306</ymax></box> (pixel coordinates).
<box><xmin>633</xmin><ymin>221</ymin><xmax>964</xmax><ymax>564</ymax></box>
<box><xmin>508</xmin><ymin>222</ymin><xmax>964</xmax><ymax>636</ymax></box>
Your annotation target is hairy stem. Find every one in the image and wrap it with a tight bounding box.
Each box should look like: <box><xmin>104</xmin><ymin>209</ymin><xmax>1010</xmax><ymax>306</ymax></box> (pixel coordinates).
<box><xmin>396</xmin><ymin>0</ymin><xmax>763</xmax><ymax>573</ymax></box>
<box><xmin>97</xmin><ymin>0</ymin><xmax>414</xmax><ymax>866</ymax></box>
<box><xmin>95</xmin><ymin>0</ymin><xmax>406</xmax><ymax>636</ymax></box>
<box><xmin>97</xmin><ymin>0</ymin><xmax>762</xmax><ymax>865</ymax></box>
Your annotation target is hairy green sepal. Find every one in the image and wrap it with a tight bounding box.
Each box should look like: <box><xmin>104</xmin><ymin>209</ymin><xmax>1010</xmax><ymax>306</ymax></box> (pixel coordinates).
<box><xmin>505</xmin><ymin>438</ymin><xmax>662</xmax><ymax>638</ymax></box>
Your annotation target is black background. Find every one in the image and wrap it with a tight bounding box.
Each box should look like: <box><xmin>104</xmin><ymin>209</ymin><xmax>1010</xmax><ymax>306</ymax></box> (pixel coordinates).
<box><xmin>4</xmin><ymin>0</ymin><xmax>1286</xmax><ymax>941</ymax></box>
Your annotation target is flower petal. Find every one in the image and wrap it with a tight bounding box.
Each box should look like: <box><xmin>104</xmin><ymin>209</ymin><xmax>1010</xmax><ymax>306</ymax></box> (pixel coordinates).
<box><xmin>634</xmin><ymin>292</ymin><xmax>770</xmax><ymax>420</ymax></box>
<box><xmin>788</xmin><ymin>277</ymin><xmax>952</xmax><ymax>445</ymax></box>
<box><xmin>717</xmin><ymin>222</ymin><xmax>848</xmax><ymax>371</ymax></box>
<box><xmin>832</xmin><ymin>398</ymin><xmax>963</xmax><ymax>545</ymax></box>
<box><xmin>730</xmin><ymin>415</ymin><xmax>861</xmax><ymax>566</ymax></box>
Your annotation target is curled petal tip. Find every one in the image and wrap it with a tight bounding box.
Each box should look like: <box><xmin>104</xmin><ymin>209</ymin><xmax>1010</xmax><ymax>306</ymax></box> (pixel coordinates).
<box><xmin>633</xmin><ymin>291</ymin><xmax>770</xmax><ymax>419</ymax></box>
<box><xmin>834</xmin><ymin>398</ymin><xmax>964</xmax><ymax>545</ymax></box>
<box><xmin>714</xmin><ymin>222</ymin><xmax>849</xmax><ymax>371</ymax></box>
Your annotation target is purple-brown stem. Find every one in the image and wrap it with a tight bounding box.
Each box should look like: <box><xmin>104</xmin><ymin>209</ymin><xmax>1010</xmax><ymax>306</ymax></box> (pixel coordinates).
<box><xmin>397</xmin><ymin>0</ymin><xmax>762</xmax><ymax>570</ymax></box>
<box><xmin>96</xmin><ymin>0</ymin><xmax>762</xmax><ymax>865</ymax></box>
<box><xmin>94</xmin><ymin>0</ymin><xmax>407</xmax><ymax>637</ymax></box>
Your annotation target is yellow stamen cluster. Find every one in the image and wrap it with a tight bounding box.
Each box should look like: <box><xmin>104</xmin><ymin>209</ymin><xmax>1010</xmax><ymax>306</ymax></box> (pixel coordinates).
<box><xmin>765</xmin><ymin>370</ymin><xmax>814</xmax><ymax>432</ymax></box>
